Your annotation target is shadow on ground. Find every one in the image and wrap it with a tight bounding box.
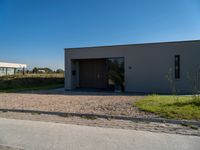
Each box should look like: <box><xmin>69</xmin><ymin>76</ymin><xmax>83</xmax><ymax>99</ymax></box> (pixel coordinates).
<box><xmin>15</xmin><ymin>88</ymin><xmax>146</xmax><ymax>96</ymax></box>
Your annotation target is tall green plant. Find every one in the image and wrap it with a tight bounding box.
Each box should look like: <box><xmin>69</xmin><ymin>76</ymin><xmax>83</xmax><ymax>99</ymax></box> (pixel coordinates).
<box><xmin>187</xmin><ymin>67</ymin><xmax>200</xmax><ymax>102</ymax></box>
<box><xmin>108</xmin><ymin>59</ymin><xmax>124</xmax><ymax>91</ymax></box>
<box><xmin>166</xmin><ymin>68</ymin><xmax>179</xmax><ymax>100</ymax></box>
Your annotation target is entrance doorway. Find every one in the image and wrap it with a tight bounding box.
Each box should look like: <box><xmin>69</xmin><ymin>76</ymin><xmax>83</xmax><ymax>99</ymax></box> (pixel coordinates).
<box><xmin>77</xmin><ymin>57</ymin><xmax>124</xmax><ymax>91</ymax></box>
<box><xmin>79</xmin><ymin>59</ymin><xmax>108</xmax><ymax>89</ymax></box>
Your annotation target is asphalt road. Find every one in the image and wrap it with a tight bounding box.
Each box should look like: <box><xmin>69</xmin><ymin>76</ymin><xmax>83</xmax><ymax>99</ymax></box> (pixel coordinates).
<box><xmin>0</xmin><ymin>118</ymin><xmax>199</xmax><ymax>150</ymax></box>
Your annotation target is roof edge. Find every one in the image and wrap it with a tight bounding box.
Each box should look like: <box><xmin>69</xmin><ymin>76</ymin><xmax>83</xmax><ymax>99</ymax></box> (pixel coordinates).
<box><xmin>64</xmin><ymin>39</ymin><xmax>200</xmax><ymax>50</ymax></box>
<box><xmin>0</xmin><ymin>62</ymin><xmax>27</xmax><ymax>68</ymax></box>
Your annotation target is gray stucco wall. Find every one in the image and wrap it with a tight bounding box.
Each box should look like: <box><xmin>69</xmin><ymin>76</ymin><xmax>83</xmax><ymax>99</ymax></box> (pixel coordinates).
<box><xmin>65</xmin><ymin>40</ymin><xmax>200</xmax><ymax>94</ymax></box>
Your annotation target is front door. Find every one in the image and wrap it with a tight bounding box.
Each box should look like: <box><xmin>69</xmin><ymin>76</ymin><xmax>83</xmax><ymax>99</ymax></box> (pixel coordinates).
<box><xmin>79</xmin><ymin>59</ymin><xmax>108</xmax><ymax>89</ymax></box>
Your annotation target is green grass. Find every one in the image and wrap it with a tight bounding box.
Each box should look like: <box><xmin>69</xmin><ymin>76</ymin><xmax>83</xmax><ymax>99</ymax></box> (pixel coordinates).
<box><xmin>0</xmin><ymin>84</ymin><xmax>64</xmax><ymax>93</ymax></box>
<box><xmin>134</xmin><ymin>95</ymin><xmax>200</xmax><ymax>120</ymax></box>
<box><xmin>0</xmin><ymin>73</ymin><xmax>64</xmax><ymax>92</ymax></box>
<box><xmin>81</xmin><ymin>115</ymin><xmax>97</xmax><ymax>120</ymax></box>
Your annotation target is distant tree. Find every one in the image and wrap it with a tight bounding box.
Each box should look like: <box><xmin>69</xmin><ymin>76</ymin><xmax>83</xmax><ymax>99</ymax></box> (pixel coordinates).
<box><xmin>56</xmin><ymin>69</ymin><xmax>64</xmax><ymax>73</ymax></box>
<box><xmin>32</xmin><ymin>67</ymin><xmax>53</xmax><ymax>74</ymax></box>
<box><xmin>43</xmin><ymin>68</ymin><xmax>53</xmax><ymax>73</ymax></box>
<box><xmin>32</xmin><ymin>67</ymin><xmax>38</xmax><ymax>73</ymax></box>
<box><xmin>26</xmin><ymin>69</ymin><xmax>31</xmax><ymax>74</ymax></box>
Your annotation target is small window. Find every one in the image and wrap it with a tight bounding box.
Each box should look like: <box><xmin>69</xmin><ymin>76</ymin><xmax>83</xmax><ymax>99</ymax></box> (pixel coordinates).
<box><xmin>175</xmin><ymin>55</ymin><xmax>180</xmax><ymax>79</ymax></box>
<box><xmin>72</xmin><ymin>70</ymin><xmax>76</xmax><ymax>76</ymax></box>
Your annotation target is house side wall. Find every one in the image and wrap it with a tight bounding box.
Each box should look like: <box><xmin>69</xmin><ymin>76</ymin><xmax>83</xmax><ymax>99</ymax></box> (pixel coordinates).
<box><xmin>65</xmin><ymin>41</ymin><xmax>200</xmax><ymax>94</ymax></box>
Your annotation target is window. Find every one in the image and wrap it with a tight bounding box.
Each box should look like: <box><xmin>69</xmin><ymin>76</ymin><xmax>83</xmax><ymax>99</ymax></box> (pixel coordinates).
<box><xmin>175</xmin><ymin>55</ymin><xmax>180</xmax><ymax>79</ymax></box>
<box><xmin>107</xmin><ymin>58</ymin><xmax>124</xmax><ymax>91</ymax></box>
<box><xmin>72</xmin><ymin>70</ymin><xmax>76</xmax><ymax>76</ymax></box>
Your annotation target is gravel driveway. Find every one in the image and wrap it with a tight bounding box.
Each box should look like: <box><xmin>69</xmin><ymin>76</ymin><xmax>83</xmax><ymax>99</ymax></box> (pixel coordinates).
<box><xmin>0</xmin><ymin>91</ymin><xmax>154</xmax><ymax>118</ymax></box>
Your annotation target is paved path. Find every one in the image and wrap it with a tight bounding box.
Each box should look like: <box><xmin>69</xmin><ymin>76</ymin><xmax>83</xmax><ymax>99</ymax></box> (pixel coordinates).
<box><xmin>0</xmin><ymin>118</ymin><xmax>199</xmax><ymax>150</ymax></box>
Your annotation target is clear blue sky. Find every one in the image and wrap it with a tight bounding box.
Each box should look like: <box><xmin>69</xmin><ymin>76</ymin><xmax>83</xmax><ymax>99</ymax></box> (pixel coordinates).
<box><xmin>0</xmin><ymin>0</ymin><xmax>200</xmax><ymax>70</ymax></box>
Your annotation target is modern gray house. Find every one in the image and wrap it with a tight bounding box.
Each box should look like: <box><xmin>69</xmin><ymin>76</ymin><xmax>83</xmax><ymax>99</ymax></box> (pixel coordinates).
<box><xmin>65</xmin><ymin>40</ymin><xmax>200</xmax><ymax>94</ymax></box>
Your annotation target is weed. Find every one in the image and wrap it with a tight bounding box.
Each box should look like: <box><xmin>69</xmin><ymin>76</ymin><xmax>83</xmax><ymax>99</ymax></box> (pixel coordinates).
<box><xmin>59</xmin><ymin>113</ymin><xmax>71</xmax><ymax>118</ymax></box>
<box><xmin>190</xmin><ymin>125</ymin><xmax>199</xmax><ymax>130</ymax></box>
<box><xmin>81</xmin><ymin>115</ymin><xmax>97</xmax><ymax>120</ymax></box>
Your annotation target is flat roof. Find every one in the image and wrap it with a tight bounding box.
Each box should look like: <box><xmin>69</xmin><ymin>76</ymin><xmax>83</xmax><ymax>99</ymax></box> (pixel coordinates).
<box><xmin>0</xmin><ymin>62</ymin><xmax>27</xmax><ymax>68</ymax></box>
<box><xmin>65</xmin><ymin>39</ymin><xmax>200</xmax><ymax>50</ymax></box>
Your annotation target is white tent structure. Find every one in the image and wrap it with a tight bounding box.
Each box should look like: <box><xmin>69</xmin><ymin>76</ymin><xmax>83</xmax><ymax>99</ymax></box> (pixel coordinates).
<box><xmin>0</xmin><ymin>62</ymin><xmax>27</xmax><ymax>76</ymax></box>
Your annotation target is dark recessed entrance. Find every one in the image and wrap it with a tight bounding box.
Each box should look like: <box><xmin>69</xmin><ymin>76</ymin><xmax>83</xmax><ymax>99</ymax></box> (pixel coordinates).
<box><xmin>77</xmin><ymin>58</ymin><xmax>124</xmax><ymax>91</ymax></box>
<box><xmin>79</xmin><ymin>59</ymin><xmax>108</xmax><ymax>89</ymax></box>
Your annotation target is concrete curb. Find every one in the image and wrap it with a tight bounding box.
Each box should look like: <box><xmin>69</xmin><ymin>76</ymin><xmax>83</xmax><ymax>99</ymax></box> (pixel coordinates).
<box><xmin>0</xmin><ymin>108</ymin><xmax>199</xmax><ymax>127</ymax></box>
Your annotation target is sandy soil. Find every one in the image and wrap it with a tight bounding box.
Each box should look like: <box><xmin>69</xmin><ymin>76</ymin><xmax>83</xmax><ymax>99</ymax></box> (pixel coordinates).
<box><xmin>0</xmin><ymin>92</ymin><xmax>154</xmax><ymax>117</ymax></box>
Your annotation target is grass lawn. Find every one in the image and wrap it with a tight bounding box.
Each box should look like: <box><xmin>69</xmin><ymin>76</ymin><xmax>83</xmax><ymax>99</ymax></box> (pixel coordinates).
<box><xmin>134</xmin><ymin>95</ymin><xmax>200</xmax><ymax>120</ymax></box>
<box><xmin>0</xmin><ymin>73</ymin><xmax>64</xmax><ymax>92</ymax></box>
<box><xmin>0</xmin><ymin>84</ymin><xmax>64</xmax><ymax>93</ymax></box>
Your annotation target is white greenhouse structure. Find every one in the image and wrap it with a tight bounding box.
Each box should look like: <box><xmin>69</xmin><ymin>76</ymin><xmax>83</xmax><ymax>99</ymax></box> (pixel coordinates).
<box><xmin>0</xmin><ymin>62</ymin><xmax>27</xmax><ymax>77</ymax></box>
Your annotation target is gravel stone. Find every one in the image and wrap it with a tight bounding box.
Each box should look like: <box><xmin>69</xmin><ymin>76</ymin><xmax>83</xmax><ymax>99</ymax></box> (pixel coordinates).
<box><xmin>0</xmin><ymin>93</ymin><xmax>155</xmax><ymax>118</ymax></box>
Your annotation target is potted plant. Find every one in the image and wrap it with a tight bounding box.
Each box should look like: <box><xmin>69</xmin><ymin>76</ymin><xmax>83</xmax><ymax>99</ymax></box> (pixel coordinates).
<box><xmin>109</xmin><ymin>70</ymin><xmax>124</xmax><ymax>93</ymax></box>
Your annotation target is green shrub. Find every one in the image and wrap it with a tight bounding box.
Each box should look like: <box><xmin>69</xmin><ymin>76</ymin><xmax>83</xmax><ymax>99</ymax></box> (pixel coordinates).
<box><xmin>0</xmin><ymin>74</ymin><xmax>64</xmax><ymax>91</ymax></box>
